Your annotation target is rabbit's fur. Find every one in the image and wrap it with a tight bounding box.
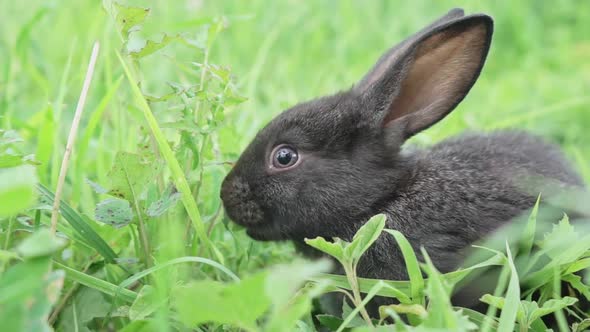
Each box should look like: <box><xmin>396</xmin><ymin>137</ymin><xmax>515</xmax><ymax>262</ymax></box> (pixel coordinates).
<box><xmin>220</xmin><ymin>8</ymin><xmax>585</xmax><ymax>314</ymax></box>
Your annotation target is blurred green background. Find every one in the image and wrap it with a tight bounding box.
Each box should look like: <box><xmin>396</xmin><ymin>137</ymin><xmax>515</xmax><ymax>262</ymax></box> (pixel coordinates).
<box><xmin>1</xmin><ymin>0</ymin><xmax>590</xmax><ymax>330</ymax></box>
<box><xmin>3</xmin><ymin>0</ymin><xmax>590</xmax><ymax>161</ymax></box>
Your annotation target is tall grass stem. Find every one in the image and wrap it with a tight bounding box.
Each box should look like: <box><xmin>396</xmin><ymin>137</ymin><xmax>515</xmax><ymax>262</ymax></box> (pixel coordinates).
<box><xmin>49</xmin><ymin>42</ymin><xmax>100</xmax><ymax>234</ymax></box>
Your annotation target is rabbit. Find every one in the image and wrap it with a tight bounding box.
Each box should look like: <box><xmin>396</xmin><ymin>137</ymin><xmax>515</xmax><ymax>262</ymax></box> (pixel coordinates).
<box><xmin>220</xmin><ymin>8</ymin><xmax>585</xmax><ymax>316</ymax></box>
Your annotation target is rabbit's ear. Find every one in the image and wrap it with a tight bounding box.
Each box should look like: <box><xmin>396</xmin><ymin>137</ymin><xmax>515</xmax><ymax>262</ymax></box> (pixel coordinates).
<box><xmin>355</xmin><ymin>13</ymin><xmax>493</xmax><ymax>139</ymax></box>
<box><xmin>356</xmin><ymin>8</ymin><xmax>465</xmax><ymax>91</ymax></box>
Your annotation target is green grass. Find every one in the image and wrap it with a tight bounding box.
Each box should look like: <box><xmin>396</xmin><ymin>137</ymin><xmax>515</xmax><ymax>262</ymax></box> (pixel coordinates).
<box><xmin>1</xmin><ymin>0</ymin><xmax>590</xmax><ymax>331</ymax></box>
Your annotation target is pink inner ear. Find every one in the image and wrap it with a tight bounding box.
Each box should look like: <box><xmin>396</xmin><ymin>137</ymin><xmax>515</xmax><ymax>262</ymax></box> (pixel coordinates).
<box><xmin>383</xmin><ymin>23</ymin><xmax>488</xmax><ymax>131</ymax></box>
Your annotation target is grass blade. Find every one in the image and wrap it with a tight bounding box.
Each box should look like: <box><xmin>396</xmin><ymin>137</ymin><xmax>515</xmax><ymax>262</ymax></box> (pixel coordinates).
<box><xmin>53</xmin><ymin>261</ymin><xmax>137</xmax><ymax>303</ymax></box>
<box><xmin>38</xmin><ymin>184</ymin><xmax>118</xmax><ymax>263</ymax></box>
<box><xmin>497</xmin><ymin>242</ymin><xmax>520</xmax><ymax>332</ymax></box>
<box><xmin>553</xmin><ymin>267</ymin><xmax>570</xmax><ymax>332</ymax></box>
<box><xmin>520</xmin><ymin>195</ymin><xmax>540</xmax><ymax>257</ymax></box>
<box><xmin>118</xmin><ymin>256</ymin><xmax>240</xmax><ymax>290</ymax></box>
<box><xmin>385</xmin><ymin>229</ymin><xmax>425</xmax><ymax>304</ymax></box>
<box><xmin>50</xmin><ymin>42</ymin><xmax>100</xmax><ymax>234</ymax></box>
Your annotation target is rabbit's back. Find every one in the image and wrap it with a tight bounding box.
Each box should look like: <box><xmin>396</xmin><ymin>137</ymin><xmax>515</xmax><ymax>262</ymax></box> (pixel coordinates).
<box><xmin>428</xmin><ymin>130</ymin><xmax>582</xmax><ymax>186</ymax></box>
<box><xmin>368</xmin><ymin>130</ymin><xmax>583</xmax><ymax>280</ymax></box>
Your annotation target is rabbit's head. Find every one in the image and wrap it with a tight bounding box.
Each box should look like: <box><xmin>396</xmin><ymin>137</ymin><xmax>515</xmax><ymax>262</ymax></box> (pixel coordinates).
<box><xmin>220</xmin><ymin>8</ymin><xmax>493</xmax><ymax>241</ymax></box>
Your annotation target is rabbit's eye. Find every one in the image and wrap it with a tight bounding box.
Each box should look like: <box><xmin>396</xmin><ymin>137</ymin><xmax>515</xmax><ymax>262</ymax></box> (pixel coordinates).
<box><xmin>271</xmin><ymin>145</ymin><xmax>299</xmax><ymax>169</ymax></box>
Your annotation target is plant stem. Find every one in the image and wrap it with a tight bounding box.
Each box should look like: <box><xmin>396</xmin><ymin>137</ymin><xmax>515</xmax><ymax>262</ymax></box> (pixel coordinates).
<box><xmin>481</xmin><ymin>264</ymin><xmax>510</xmax><ymax>332</ymax></box>
<box><xmin>3</xmin><ymin>215</ymin><xmax>15</xmax><ymax>250</ymax></box>
<box><xmin>337</xmin><ymin>281</ymin><xmax>384</xmax><ymax>332</ymax></box>
<box><xmin>0</xmin><ymin>216</ymin><xmax>16</xmax><ymax>272</ymax></box>
<box><xmin>192</xmin><ymin>81</ymin><xmax>230</xmax><ymax>201</ymax></box>
<box><xmin>345</xmin><ymin>264</ymin><xmax>374</xmax><ymax>327</ymax></box>
<box><xmin>50</xmin><ymin>42</ymin><xmax>99</xmax><ymax>235</ymax></box>
<box><xmin>186</xmin><ymin>81</ymin><xmax>231</xmax><ymax>243</ymax></box>
<box><xmin>187</xmin><ymin>46</ymin><xmax>210</xmax><ymax>188</ymax></box>
<box><xmin>129</xmin><ymin>225</ymin><xmax>141</xmax><ymax>264</ymax></box>
<box><xmin>194</xmin><ymin>48</ymin><xmax>210</xmax><ymax>122</ymax></box>
<box><xmin>134</xmin><ymin>205</ymin><xmax>152</xmax><ymax>268</ymax></box>
<box><xmin>553</xmin><ymin>267</ymin><xmax>569</xmax><ymax>332</ymax></box>
<box><xmin>123</xmin><ymin>163</ymin><xmax>152</xmax><ymax>268</ymax></box>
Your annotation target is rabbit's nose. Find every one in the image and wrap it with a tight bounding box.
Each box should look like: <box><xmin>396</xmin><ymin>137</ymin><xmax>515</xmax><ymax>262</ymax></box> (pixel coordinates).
<box><xmin>220</xmin><ymin>174</ymin><xmax>265</xmax><ymax>226</ymax></box>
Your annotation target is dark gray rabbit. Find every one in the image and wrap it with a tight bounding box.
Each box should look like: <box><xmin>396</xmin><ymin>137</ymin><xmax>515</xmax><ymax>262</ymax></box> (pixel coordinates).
<box><xmin>220</xmin><ymin>8</ymin><xmax>584</xmax><ymax>312</ymax></box>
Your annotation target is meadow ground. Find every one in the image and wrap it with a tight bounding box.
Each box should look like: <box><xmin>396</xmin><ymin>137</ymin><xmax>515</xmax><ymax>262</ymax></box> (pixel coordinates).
<box><xmin>1</xmin><ymin>1</ymin><xmax>590</xmax><ymax>331</ymax></box>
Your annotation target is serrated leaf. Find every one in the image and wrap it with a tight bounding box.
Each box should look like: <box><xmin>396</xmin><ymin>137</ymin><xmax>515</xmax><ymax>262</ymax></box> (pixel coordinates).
<box><xmin>539</xmin><ymin>214</ymin><xmax>577</xmax><ymax>258</ymax></box>
<box><xmin>107</xmin><ymin>151</ymin><xmax>162</xmax><ymax>201</ymax></box>
<box><xmin>95</xmin><ymin>198</ymin><xmax>134</xmax><ymax>228</ymax></box>
<box><xmin>114</xmin><ymin>2</ymin><xmax>150</xmax><ymax>35</ymax></box>
<box><xmin>146</xmin><ymin>190</ymin><xmax>181</xmax><ymax>217</ymax></box>
<box><xmin>563</xmin><ymin>273</ymin><xmax>590</xmax><ymax>301</ymax></box>
<box><xmin>129</xmin><ymin>34</ymin><xmax>180</xmax><ymax>59</ymax></box>
<box><xmin>0</xmin><ymin>165</ymin><xmax>37</xmax><ymax>217</ymax></box>
<box><xmin>527</xmin><ymin>297</ymin><xmax>577</xmax><ymax>323</ymax></box>
<box><xmin>345</xmin><ymin>214</ymin><xmax>386</xmax><ymax>263</ymax></box>
<box><xmin>481</xmin><ymin>294</ymin><xmax>578</xmax><ymax>328</ymax></box>
<box><xmin>304</xmin><ymin>237</ymin><xmax>345</xmax><ymax>262</ymax></box>
<box><xmin>16</xmin><ymin>228</ymin><xmax>67</xmax><ymax>259</ymax></box>
<box><xmin>525</xmin><ymin>216</ymin><xmax>590</xmax><ymax>289</ymax></box>
<box><xmin>173</xmin><ymin>272</ymin><xmax>271</xmax><ymax>330</ymax></box>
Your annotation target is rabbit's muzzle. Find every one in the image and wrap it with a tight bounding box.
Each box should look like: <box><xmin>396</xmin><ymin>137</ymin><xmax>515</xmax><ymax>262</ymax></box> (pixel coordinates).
<box><xmin>220</xmin><ymin>174</ymin><xmax>265</xmax><ymax>227</ymax></box>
